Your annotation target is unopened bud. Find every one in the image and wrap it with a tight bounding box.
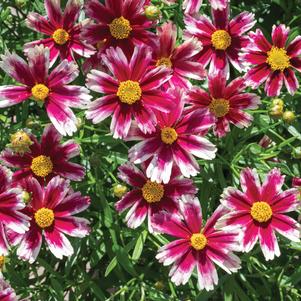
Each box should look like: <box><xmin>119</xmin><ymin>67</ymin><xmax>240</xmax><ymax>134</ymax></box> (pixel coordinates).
<box><xmin>113</xmin><ymin>184</ymin><xmax>128</xmax><ymax>198</ymax></box>
<box><xmin>145</xmin><ymin>5</ymin><xmax>161</xmax><ymax>20</ymax></box>
<box><xmin>282</xmin><ymin>111</ymin><xmax>296</xmax><ymax>124</ymax></box>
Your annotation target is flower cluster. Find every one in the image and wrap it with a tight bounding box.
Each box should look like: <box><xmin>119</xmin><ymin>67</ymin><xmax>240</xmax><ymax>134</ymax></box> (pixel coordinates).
<box><xmin>0</xmin><ymin>0</ymin><xmax>300</xmax><ymax>297</ymax></box>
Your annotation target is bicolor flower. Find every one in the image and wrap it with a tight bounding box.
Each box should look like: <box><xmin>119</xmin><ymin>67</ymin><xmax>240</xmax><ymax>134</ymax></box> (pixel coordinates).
<box><xmin>128</xmin><ymin>88</ymin><xmax>216</xmax><ymax>183</ymax></box>
<box><xmin>242</xmin><ymin>25</ymin><xmax>301</xmax><ymax>96</ymax></box>
<box><xmin>0</xmin><ymin>45</ymin><xmax>91</xmax><ymax>136</ymax></box>
<box><xmin>187</xmin><ymin>73</ymin><xmax>260</xmax><ymax>137</ymax></box>
<box><xmin>0</xmin><ymin>166</ymin><xmax>29</xmax><ymax>256</ymax></box>
<box><xmin>86</xmin><ymin>45</ymin><xmax>174</xmax><ymax>139</ymax></box>
<box><xmin>81</xmin><ymin>0</ymin><xmax>156</xmax><ymax>57</ymax></box>
<box><xmin>153</xmin><ymin>22</ymin><xmax>206</xmax><ymax>88</ymax></box>
<box><xmin>25</xmin><ymin>0</ymin><xmax>95</xmax><ymax>65</ymax></box>
<box><xmin>218</xmin><ymin>168</ymin><xmax>300</xmax><ymax>261</ymax></box>
<box><xmin>0</xmin><ymin>278</ymin><xmax>17</xmax><ymax>301</ymax></box>
<box><xmin>0</xmin><ymin>125</ymin><xmax>85</xmax><ymax>184</ymax></box>
<box><xmin>153</xmin><ymin>197</ymin><xmax>241</xmax><ymax>291</ymax></box>
<box><xmin>115</xmin><ymin>162</ymin><xmax>197</xmax><ymax>232</ymax></box>
<box><xmin>184</xmin><ymin>3</ymin><xmax>255</xmax><ymax>75</ymax></box>
<box><xmin>11</xmin><ymin>176</ymin><xmax>90</xmax><ymax>263</ymax></box>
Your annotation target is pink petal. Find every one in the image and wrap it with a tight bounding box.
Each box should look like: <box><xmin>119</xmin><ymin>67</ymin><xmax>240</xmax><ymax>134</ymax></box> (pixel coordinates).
<box><xmin>63</xmin><ymin>0</ymin><xmax>81</xmax><ymax>29</ymax></box>
<box><xmin>283</xmin><ymin>68</ymin><xmax>299</xmax><ymax>95</ymax></box>
<box><xmin>45</xmin><ymin>0</ymin><xmax>63</xmax><ymax>27</ymax></box>
<box><xmin>86</xmin><ymin>69</ymin><xmax>118</xmax><ymax>94</ymax></box>
<box><xmin>26</xmin><ymin>12</ymin><xmax>56</xmax><ymax>35</ymax></box>
<box><xmin>115</xmin><ymin>189</ymin><xmax>143</xmax><ymax>212</ymax></box>
<box><xmin>229</xmin><ymin>12</ymin><xmax>256</xmax><ymax>36</ymax></box>
<box><xmin>44</xmin><ymin>227</ymin><xmax>74</xmax><ymax>259</ymax></box>
<box><xmin>287</xmin><ymin>36</ymin><xmax>301</xmax><ymax>57</ymax></box>
<box><xmin>261</xmin><ymin>168</ymin><xmax>284</xmax><ymax>203</ymax></box>
<box><xmin>180</xmin><ymin>196</ymin><xmax>202</xmax><ymax>233</ymax></box>
<box><xmin>249</xmin><ymin>29</ymin><xmax>272</xmax><ymax>52</ymax></box>
<box><xmin>272</xmin><ymin>214</ymin><xmax>300</xmax><ymax>242</ymax></box>
<box><xmin>271</xmin><ymin>24</ymin><xmax>289</xmax><ymax>48</ymax></box>
<box><xmin>0</xmin><ymin>86</ymin><xmax>31</xmax><ymax>108</ymax></box>
<box><xmin>118</xmin><ymin>163</ymin><xmax>146</xmax><ymax>187</ymax></box>
<box><xmin>197</xmin><ymin>252</ymin><xmax>218</xmax><ymax>291</ymax></box>
<box><xmin>221</xmin><ymin>187</ymin><xmax>253</xmax><ymax>211</ymax></box>
<box><xmin>258</xmin><ymin>224</ymin><xmax>280</xmax><ymax>261</ymax></box>
<box><xmin>55</xmin><ymin>216</ymin><xmax>90</xmax><ymax>238</ymax></box>
<box><xmin>124</xmin><ymin>198</ymin><xmax>148</xmax><ymax>228</ymax></box>
<box><xmin>271</xmin><ymin>189</ymin><xmax>299</xmax><ymax>213</ymax></box>
<box><xmin>240</xmin><ymin>168</ymin><xmax>261</xmax><ymax>202</ymax></box>
<box><xmin>110</xmin><ymin>105</ymin><xmax>132</xmax><ymax>139</ymax></box>
<box><xmin>245</xmin><ymin>64</ymin><xmax>271</xmax><ymax>89</ymax></box>
<box><xmin>264</xmin><ymin>71</ymin><xmax>284</xmax><ymax>97</ymax></box>
<box><xmin>241</xmin><ymin>220</ymin><xmax>259</xmax><ymax>253</ymax></box>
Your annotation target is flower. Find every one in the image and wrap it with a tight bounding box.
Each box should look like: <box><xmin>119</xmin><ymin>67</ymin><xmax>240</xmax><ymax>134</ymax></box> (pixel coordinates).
<box><xmin>86</xmin><ymin>45</ymin><xmax>174</xmax><ymax>139</ymax></box>
<box><xmin>128</xmin><ymin>88</ymin><xmax>216</xmax><ymax>183</ymax></box>
<box><xmin>218</xmin><ymin>168</ymin><xmax>300</xmax><ymax>261</ymax></box>
<box><xmin>11</xmin><ymin>176</ymin><xmax>90</xmax><ymax>263</ymax></box>
<box><xmin>81</xmin><ymin>0</ymin><xmax>156</xmax><ymax>57</ymax></box>
<box><xmin>1</xmin><ymin>125</ymin><xmax>85</xmax><ymax>184</ymax></box>
<box><xmin>243</xmin><ymin>25</ymin><xmax>301</xmax><ymax>96</ymax></box>
<box><xmin>0</xmin><ymin>45</ymin><xmax>91</xmax><ymax>136</ymax></box>
<box><xmin>184</xmin><ymin>2</ymin><xmax>255</xmax><ymax>75</ymax></box>
<box><xmin>24</xmin><ymin>0</ymin><xmax>95</xmax><ymax>66</ymax></box>
<box><xmin>115</xmin><ymin>162</ymin><xmax>197</xmax><ymax>232</ymax></box>
<box><xmin>153</xmin><ymin>196</ymin><xmax>241</xmax><ymax>291</ymax></box>
<box><xmin>153</xmin><ymin>22</ymin><xmax>206</xmax><ymax>88</ymax></box>
<box><xmin>0</xmin><ymin>278</ymin><xmax>17</xmax><ymax>301</ymax></box>
<box><xmin>187</xmin><ymin>73</ymin><xmax>260</xmax><ymax>137</ymax></box>
<box><xmin>0</xmin><ymin>166</ymin><xmax>29</xmax><ymax>256</ymax></box>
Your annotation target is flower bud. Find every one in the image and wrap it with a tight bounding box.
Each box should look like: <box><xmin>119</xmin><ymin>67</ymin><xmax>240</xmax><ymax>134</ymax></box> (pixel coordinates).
<box><xmin>282</xmin><ymin>111</ymin><xmax>296</xmax><ymax>124</ymax></box>
<box><xmin>113</xmin><ymin>184</ymin><xmax>128</xmax><ymax>198</ymax></box>
<box><xmin>271</xmin><ymin>98</ymin><xmax>284</xmax><ymax>108</ymax></box>
<box><xmin>22</xmin><ymin>191</ymin><xmax>31</xmax><ymax>204</ymax></box>
<box><xmin>269</xmin><ymin>105</ymin><xmax>283</xmax><ymax>118</ymax></box>
<box><xmin>144</xmin><ymin>5</ymin><xmax>161</xmax><ymax>20</ymax></box>
<box><xmin>9</xmin><ymin>130</ymin><xmax>32</xmax><ymax>154</ymax></box>
<box><xmin>154</xmin><ymin>281</ymin><xmax>165</xmax><ymax>290</ymax></box>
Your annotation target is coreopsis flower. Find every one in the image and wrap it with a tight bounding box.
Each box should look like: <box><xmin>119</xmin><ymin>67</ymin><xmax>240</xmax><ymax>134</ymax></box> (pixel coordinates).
<box><xmin>24</xmin><ymin>0</ymin><xmax>95</xmax><ymax>65</ymax></box>
<box><xmin>184</xmin><ymin>2</ymin><xmax>255</xmax><ymax>75</ymax></box>
<box><xmin>0</xmin><ymin>45</ymin><xmax>91</xmax><ymax>136</ymax></box>
<box><xmin>187</xmin><ymin>74</ymin><xmax>260</xmax><ymax>137</ymax></box>
<box><xmin>153</xmin><ymin>22</ymin><xmax>206</xmax><ymax>88</ymax></box>
<box><xmin>153</xmin><ymin>197</ymin><xmax>241</xmax><ymax>291</ymax></box>
<box><xmin>86</xmin><ymin>45</ymin><xmax>174</xmax><ymax>139</ymax></box>
<box><xmin>11</xmin><ymin>176</ymin><xmax>90</xmax><ymax>263</ymax></box>
<box><xmin>218</xmin><ymin>168</ymin><xmax>300</xmax><ymax>261</ymax></box>
<box><xmin>243</xmin><ymin>25</ymin><xmax>301</xmax><ymax>96</ymax></box>
<box><xmin>0</xmin><ymin>166</ymin><xmax>29</xmax><ymax>255</ymax></box>
<box><xmin>81</xmin><ymin>0</ymin><xmax>156</xmax><ymax>57</ymax></box>
<box><xmin>115</xmin><ymin>162</ymin><xmax>197</xmax><ymax>232</ymax></box>
<box><xmin>128</xmin><ymin>89</ymin><xmax>216</xmax><ymax>183</ymax></box>
<box><xmin>0</xmin><ymin>278</ymin><xmax>17</xmax><ymax>301</ymax></box>
<box><xmin>1</xmin><ymin>125</ymin><xmax>85</xmax><ymax>184</ymax></box>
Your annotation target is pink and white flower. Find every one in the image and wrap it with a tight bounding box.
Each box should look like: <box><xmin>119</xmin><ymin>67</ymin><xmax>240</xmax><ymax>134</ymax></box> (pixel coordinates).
<box><xmin>187</xmin><ymin>73</ymin><xmax>260</xmax><ymax>137</ymax></box>
<box><xmin>25</xmin><ymin>0</ymin><xmax>95</xmax><ymax>66</ymax></box>
<box><xmin>0</xmin><ymin>45</ymin><xmax>91</xmax><ymax>136</ymax></box>
<box><xmin>115</xmin><ymin>162</ymin><xmax>197</xmax><ymax>232</ymax></box>
<box><xmin>86</xmin><ymin>45</ymin><xmax>174</xmax><ymax>139</ymax></box>
<box><xmin>11</xmin><ymin>176</ymin><xmax>90</xmax><ymax>263</ymax></box>
<box><xmin>0</xmin><ymin>125</ymin><xmax>85</xmax><ymax>184</ymax></box>
<box><xmin>242</xmin><ymin>25</ymin><xmax>301</xmax><ymax>96</ymax></box>
<box><xmin>128</xmin><ymin>88</ymin><xmax>216</xmax><ymax>183</ymax></box>
<box><xmin>0</xmin><ymin>166</ymin><xmax>29</xmax><ymax>256</ymax></box>
<box><xmin>153</xmin><ymin>22</ymin><xmax>206</xmax><ymax>88</ymax></box>
<box><xmin>184</xmin><ymin>2</ymin><xmax>255</xmax><ymax>75</ymax></box>
<box><xmin>0</xmin><ymin>278</ymin><xmax>17</xmax><ymax>301</ymax></box>
<box><xmin>81</xmin><ymin>0</ymin><xmax>156</xmax><ymax>58</ymax></box>
<box><xmin>153</xmin><ymin>196</ymin><xmax>241</xmax><ymax>291</ymax></box>
<box><xmin>218</xmin><ymin>168</ymin><xmax>300</xmax><ymax>261</ymax></box>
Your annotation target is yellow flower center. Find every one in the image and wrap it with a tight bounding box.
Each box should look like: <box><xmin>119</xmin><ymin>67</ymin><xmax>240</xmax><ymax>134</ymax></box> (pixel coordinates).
<box><xmin>30</xmin><ymin>155</ymin><xmax>53</xmax><ymax>178</ymax></box>
<box><xmin>161</xmin><ymin>127</ymin><xmax>178</xmax><ymax>144</ymax></box>
<box><xmin>209</xmin><ymin>98</ymin><xmax>230</xmax><ymax>117</ymax></box>
<box><xmin>31</xmin><ymin>84</ymin><xmax>49</xmax><ymax>101</ymax></box>
<box><xmin>52</xmin><ymin>28</ymin><xmax>69</xmax><ymax>45</ymax></box>
<box><xmin>190</xmin><ymin>233</ymin><xmax>207</xmax><ymax>251</ymax></box>
<box><xmin>250</xmin><ymin>201</ymin><xmax>273</xmax><ymax>223</ymax></box>
<box><xmin>109</xmin><ymin>16</ymin><xmax>132</xmax><ymax>39</ymax></box>
<box><xmin>211</xmin><ymin>30</ymin><xmax>232</xmax><ymax>50</ymax></box>
<box><xmin>10</xmin><ymin>130</ymin><xmax>32</xmax><ymax>154</ymax></box>
<box><xmin>117</xmin><ymin>80</ymin><xmax>142</xmax><ymax>104</ymax></box>
<box><xmin>142</xmin><ymin>180</ymin><xmax>164</xmax><ymax>203</ymax></box>
<box><xmin>266</xmin><ymin>46</ymin><xmax>290</xmax><ymax>72</ymax></box>
<box><xmin>0</xmin><ymin>256</ymin><xmax>5</xmax><ymax>269</ymax></box>
<box><xmin>34</xmin><ymin>208</ymin><xmax>54</xmax><ymax>229</ymax></box>
<box><xmin>156</xmin><ymin>57</ymin><xmax>172</xmax><ymax>68</ymax></box>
